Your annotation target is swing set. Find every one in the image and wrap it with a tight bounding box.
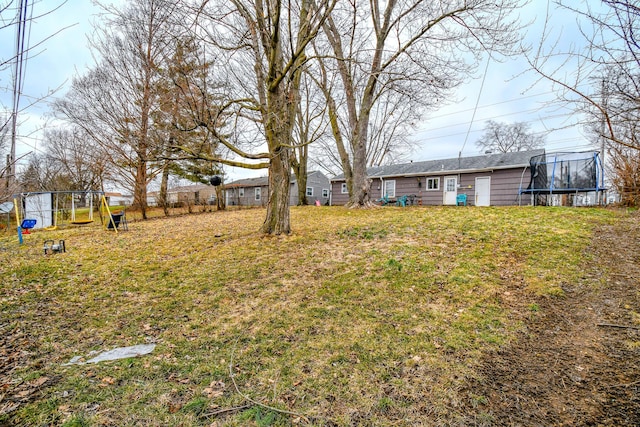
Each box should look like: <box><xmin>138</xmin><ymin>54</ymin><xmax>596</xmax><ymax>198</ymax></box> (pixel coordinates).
<box><xmin>12</xmin><ymin>191</ymin><xmax>128</xmax><ymax>240</ymax></box>
<box><xmin>70</xmin><ymin>193</ymin><xmax>95</xmax><ymax>225</ymax></box>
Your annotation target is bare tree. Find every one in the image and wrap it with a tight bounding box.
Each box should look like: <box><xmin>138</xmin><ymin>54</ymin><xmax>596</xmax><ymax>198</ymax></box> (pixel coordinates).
<box><xmin>476</xmin><ymin>120</ymin><xmax>545</xmax><ymax>153</ymax></box>
<box><xmin>55</xmin><ymin>0</ymin><xmax>180</xmax><ymax>219</ymax></box>
<box><xmin>308</xmin><ymin>53</ymin><xmax>420</xmax><ymax>176</ymax></box>
<box><xmin>366</xmin><ymin>89</ymin><xmax>421</xmax><ymax>167</ymax></box>
<box><xmin>609</xmin><ymin>141</ymin><xmax>640</xmax><ymax>206</ymax></box>
<box><xmin>186</xmin><ymin>0</ymin><xmax>336</xmax><ymax>234</ymax></box>
<box><xmin>43</xmin><ymin>127</ymin><xmax>108</xmax><ymax>191</ymax></box>
<box><xmin>18</xmin><ymin>153</ymin><xmax>72</xmax><ymax>192</ymax></box>
<box><xmin>292</xmin><ymin>69</ymin><xmax>329</xmax><ymax>206</ymax></box>
<box><xmin>0</xmin><ymin>112</ymin><xmax>10</xmax><ymax>186</ymax></box>
<box><xmin>530</xmin><ymin>0</ymin><xmax>640</xmax><ymax>151</ymax></box>
<box><xmin>528</xmin><ymin>0</ymin><xmax>640</xmax><ymax>205</ymax></box>
<box><xmin>315</xmin><ymin>0</ymin><xmax>524</xmax><ymax>207</ymax></box>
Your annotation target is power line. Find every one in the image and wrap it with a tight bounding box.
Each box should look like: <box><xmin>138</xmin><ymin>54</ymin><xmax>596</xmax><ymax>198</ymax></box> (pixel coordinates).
<box><xmin>413</xmin><ymin>111</ymin><xmax>582</xmax><ymax>143</ymax></box>
<box><xmin>9</xmin><ymin>0</ymin><xmax>34</xmax><ymax>188</ymax></box>
<box><xmin>460</xmin><ymin>57</ymin><xmax>491</xmax><ymax>155</ymax></box>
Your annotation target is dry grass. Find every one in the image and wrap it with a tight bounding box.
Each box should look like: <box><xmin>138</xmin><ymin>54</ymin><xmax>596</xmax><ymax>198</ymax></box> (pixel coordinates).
<box><xmin>0</xmin><ymin>205</ymin><xmax>620</xmax><ymax>426</ymax></box>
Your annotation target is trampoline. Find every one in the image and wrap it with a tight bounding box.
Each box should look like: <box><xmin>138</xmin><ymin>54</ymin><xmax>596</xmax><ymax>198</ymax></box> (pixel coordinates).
<box><xmin>519</xmin><ymin>151</ymin><xmax>606</xmax><ymax>206</ymax></box>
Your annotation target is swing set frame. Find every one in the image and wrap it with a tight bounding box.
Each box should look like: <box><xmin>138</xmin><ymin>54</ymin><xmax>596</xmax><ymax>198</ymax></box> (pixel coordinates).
<box><xmin>12</xmin><ymin>190</ymin><xmax>126</xmax><ymax>235</ymax></box>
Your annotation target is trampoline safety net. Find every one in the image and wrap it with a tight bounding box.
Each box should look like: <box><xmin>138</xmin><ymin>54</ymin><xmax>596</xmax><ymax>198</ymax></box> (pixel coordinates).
<box><xmin>522</xmin><ymin>151</ymin><xmax>604</xmax><ymax>194</ymax></box>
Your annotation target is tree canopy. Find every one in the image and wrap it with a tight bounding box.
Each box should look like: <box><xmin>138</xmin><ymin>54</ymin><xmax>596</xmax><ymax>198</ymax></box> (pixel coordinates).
<box><xmin>476</xmin><ymin>120</ymin><xmax>545</xmax><ymax>154</ymax></box>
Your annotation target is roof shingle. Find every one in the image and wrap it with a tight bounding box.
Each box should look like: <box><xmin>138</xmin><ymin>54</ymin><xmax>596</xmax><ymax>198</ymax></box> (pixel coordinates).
<box><xmin>331</xmin><ymin>149</ymin><xmax>544</xmax><ymax>181</ymax></box>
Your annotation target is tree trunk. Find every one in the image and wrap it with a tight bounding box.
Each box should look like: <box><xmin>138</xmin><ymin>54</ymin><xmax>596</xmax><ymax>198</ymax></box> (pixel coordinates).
<box><xmin>159</xmin><ymin>161</ymin><xmax>170</xmax><ymax>216</ymax></box>
<box><xmin>134</xmin><ymin>157</ymin><xmax>148</xmax><ymax>219</ymax></box>
<box><xmin>293</xmin><ymin>146</ymin><xmax>308</xmax><ymax>205</ymax></box>
<box><xmin>215</xmin><ymin>184</ymin><xmax>225</xmax><ymax>210</ymax></box>
<box><xmin>262</xmin><ymin>148</ymin><xmax>291</xmax><ymax>234</ymax></box>
<box><xmin>348</xmin><ymin>137</ymin><xmax>372</xmax><ymax>206</ymax></box>
<box><xmin>297</xmin><ymin>172</ymin><xmax>308</xmax><ymax>205</ymax></box>
<box><xmin>347</xmin><ymin>116</ymin><xmax>373</xmax><ymax>207</ymax></box>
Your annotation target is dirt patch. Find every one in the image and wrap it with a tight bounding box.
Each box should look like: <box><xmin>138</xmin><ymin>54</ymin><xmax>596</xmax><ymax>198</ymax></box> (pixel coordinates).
<box><xmin>461</xmin><ymin>214</ymin><xmax>640</xmax><ymax>426</ymax></box>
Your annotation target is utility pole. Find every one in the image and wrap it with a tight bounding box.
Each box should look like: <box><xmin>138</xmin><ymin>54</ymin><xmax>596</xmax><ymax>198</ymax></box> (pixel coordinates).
<box><xmin>8</xmin><ymin>0</ymin><xmax>31</xmax><ymax>191</ymax></box>
<box><xmin>599</xmin><ymin>78</ymin><xmax>607</xmax><ymax>205</ymax></box>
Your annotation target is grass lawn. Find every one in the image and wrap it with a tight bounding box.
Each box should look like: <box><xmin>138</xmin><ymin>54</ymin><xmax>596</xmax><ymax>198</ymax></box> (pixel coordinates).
<box><xmin>0</xmin><ymin>206</ymin><xmax>620</xmax><ymax>426</ymax></box>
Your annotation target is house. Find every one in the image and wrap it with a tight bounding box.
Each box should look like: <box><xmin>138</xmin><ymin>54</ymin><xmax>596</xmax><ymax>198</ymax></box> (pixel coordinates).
<box><xmin>225</xmin><ymin>171</ymin><xmax>331</xmax><ymax>206</ymax></box>
<box><xmin>105</xmin><ymin>192</ymin><xmax>134</xmax><ymax>207</ymax></box>
<box><xmin>330</xmin><ymin>149</ymin><xmax>545</xmax><ymax>206</ymax></box>
<box><xmin>148</xmin><ymin>183</ymin><xmax>217</xmax><ymax>207</ymax></box>
<box><xmin>304</xmin><ymin>170</ymin><xmax>332</xmax><ymax>205</ymax></box>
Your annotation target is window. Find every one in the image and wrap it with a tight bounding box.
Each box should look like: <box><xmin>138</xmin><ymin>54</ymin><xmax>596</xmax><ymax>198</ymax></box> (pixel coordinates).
<box><xmin>426</xmin><ymin>177</ymin><xmax>440</xmax><ymax>190</ymax></box>
<box><xmin>306</xmin><ymin>187</ymin><xmax>314</xmax><ymax>197</ymax></box>
<box><xmin>341</xmin><ymin>183</ymin><xmax>348</xmax><ymax>193</ymax></box>
<box><xmin>384</xmin><ymin>180</ymin><xmax>396</xmax><ymax>198</ymax></box>
<box><xmin>255</xmin><ymin>187</ymin><xmax>261</xmax><ymax>201</ymax></box>
<box><xmin>239</xmin><ymin>188</ymin><xmax>244</xmax><ymax>197</ymax></box>
<box><xmin>446</xmin><ymin>177</ymin><xmax>456</xmax><ymax>192</ymax></box>
<box><xmin>322</xmin><ymin>188</ymin><xmax>329</xmax><ymax>198</ymax></box>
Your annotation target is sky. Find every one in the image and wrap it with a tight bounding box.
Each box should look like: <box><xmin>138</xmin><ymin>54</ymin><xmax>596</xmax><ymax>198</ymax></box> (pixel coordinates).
<box><xmin>410</xmin><ymin>0</ymin><xmax>597</xmax><ymax>162</ymax></box>
<box><xmin>0</xmin><ymin>0</ymin><xmax>601</xmax><ymax>185</ymax></box>
<box><xmin>1</xmin><ymin>0</ymin><xmax>103</xmax><ymax>165</ymax></box>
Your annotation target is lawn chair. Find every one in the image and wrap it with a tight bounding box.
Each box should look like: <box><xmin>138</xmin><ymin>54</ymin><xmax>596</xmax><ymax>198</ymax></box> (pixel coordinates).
<box><xmin>107</xmin><ymin>210</ymin><xmax>129</xmax><ymax>231</ymax></box>
<box><xmin>456</xmin><ymin>194</ymin><xmax>467</xmax><ymax>206</ymax></box>
<box><xmin>376</xmin><ymin>195</ymin><xmax>390</xmax><ymax>206</ymax></box>
<box><xmin>396</xmin><ymin>195</ymin><xmax>409</xmax><ymax>207</ymax></box>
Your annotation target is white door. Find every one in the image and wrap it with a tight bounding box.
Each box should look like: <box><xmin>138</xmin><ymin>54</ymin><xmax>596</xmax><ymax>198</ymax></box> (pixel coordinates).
<box><xmin>475</xmin><ymin>177</ymin><xmax>491</xmax><ymax>206</ymax></box>
<box><xmin>443</xmin><ymin>176</ymin><xmax>457</xmax><ymax>205</ymax></box>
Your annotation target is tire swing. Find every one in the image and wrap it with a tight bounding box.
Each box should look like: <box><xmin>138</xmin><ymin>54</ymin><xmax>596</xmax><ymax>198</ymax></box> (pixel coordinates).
<box><xmin>70</xmin><ymin>192</ymin><xmax>94</xmax><ymax>225</ymax></box>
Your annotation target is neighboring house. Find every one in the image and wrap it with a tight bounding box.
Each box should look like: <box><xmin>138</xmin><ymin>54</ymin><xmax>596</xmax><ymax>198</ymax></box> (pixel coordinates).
<box><xmin>225</xmin><ymin>171</ymin><xmax>331</xmax><ymax>207</ymax></box>
<box><xmin>303</xmin><ymin>171</ymin><xmax>332</xmax><ymax>206</ymax></box>
<box><xmin>148</xmin><ymin>183</ymin><xmax>217</xmax><ymax>207</ymax></box>
<box><xmin>105</xmin><ymin>192</ymin><xmax>133</xmax><ymax>207</ymax></box>
<box><xmin>330</xmin><ymin>149</ymin><xmax>545</xmax><ymax>207</ymax></box>
<box><xmin>225</xmin><ymin>176</ymin><xmax>269</xmax><ymax>207</ymax></box>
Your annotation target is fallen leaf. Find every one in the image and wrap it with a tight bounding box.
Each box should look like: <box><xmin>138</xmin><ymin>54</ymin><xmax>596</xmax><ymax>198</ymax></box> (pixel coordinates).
<box><xmin>168</xmin><ymin>402</ymin><xmax>182</xmax><ymax>413</ymax></box>
<box><xmin>30</xmin><ymin>376</ymin><xmax>49</xmax><ymax>387</ymax></box>
<box><xmin>202</xmin><ymin>388</ymin><xmax>223</xmax><ymax>398</ymax></box>
<box><xmin>16</xmin><ymin>389</ymin><xmax>32</xmax><ymax>398</ymax></box>
<box><xmin>98</xmin><ymin>377</ymin><xmax>116</xmax><ymax>387</ymax></box>
<box><xmin>202</xmin><ymin>380</ymin><xmax>225</xmax><ymax>398</ymax></box>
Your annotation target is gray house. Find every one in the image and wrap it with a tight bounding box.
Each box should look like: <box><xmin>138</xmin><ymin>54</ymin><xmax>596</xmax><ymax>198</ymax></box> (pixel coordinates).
<box><xmin>330</xmin><ymin>149</ymin><xmax>544</xmax><ymax>206</ymax></box>
<box><xmin>225</xmin><ymin>171</ymin><xmax>331</xmax><ymax>206</ymax></box>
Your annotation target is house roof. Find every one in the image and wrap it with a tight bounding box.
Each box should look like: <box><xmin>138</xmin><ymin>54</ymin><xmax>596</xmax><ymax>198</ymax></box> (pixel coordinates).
<box><xmin>224</xmin><ymin>171</ymin><xmax>328</xmax><ymax>188</ymax></box>
<box><xmin>167</xmin><ymin>183</ymin><xmax>211</xmax><ymax>193</ymax></box>
<box><xmin>224</xmin><ymin>176</ymin><xmax>269</xmax><ymax>188</ymax></box>
<box><xmin>330</xmin><ymin>149</ymin><xmax>545</xmax><ymax>181</ymax></box>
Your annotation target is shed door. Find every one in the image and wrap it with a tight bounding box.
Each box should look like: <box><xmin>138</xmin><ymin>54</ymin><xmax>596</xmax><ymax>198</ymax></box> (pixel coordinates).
<box><xmin>475</xmin><ymin>177</ymin><xmax>491</xmax><ymax>206</ymax></box>
<box><xmin>443</xmin><ymin>176</ymin><xmax>457</xmax><ymax>205</ymax></box>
